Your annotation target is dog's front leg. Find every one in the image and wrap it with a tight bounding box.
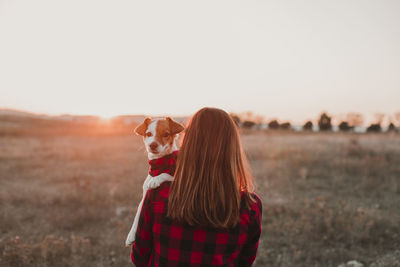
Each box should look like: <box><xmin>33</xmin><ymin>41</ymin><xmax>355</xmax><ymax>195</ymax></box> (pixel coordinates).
<box><xmin>125</xmin><ymin>175</ymin><xmax>152</xmax><ymax>246</ymax></box>
<box><xmin>147</xmin><ymin>173</ymin><xmax>174</xmax><ymax>188</ymax></box>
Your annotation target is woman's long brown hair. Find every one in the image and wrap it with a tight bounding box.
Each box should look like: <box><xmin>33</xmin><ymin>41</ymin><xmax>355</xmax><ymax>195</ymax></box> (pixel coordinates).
<box><xmin>167</xmin><ymin>107</ymin><xmax>254</xmax><ymax>228</ymax></box>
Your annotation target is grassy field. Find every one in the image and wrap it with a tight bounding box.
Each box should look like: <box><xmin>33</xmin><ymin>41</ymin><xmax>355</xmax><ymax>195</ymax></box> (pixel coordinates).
<box><xmin>0</xmin><ymin>123</ymin><xmax>399</xmax><ymax>266</ymax></box>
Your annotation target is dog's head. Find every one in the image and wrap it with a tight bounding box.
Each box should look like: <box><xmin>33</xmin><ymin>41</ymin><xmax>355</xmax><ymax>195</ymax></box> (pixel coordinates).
<box><xmin>134</xmin><ymin>117</ymin><xmax>184</xmax><ymax>159</ymax></box>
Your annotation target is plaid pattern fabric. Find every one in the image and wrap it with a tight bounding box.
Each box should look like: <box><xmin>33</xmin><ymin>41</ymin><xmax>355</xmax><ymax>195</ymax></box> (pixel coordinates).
<box><xmin>148</xmin><ymin>151</ymin><xmax>178</xmax><ymax>177</ymax></box>
<box><xmin>131</xmin><ymin>182</ymin><xmax>262</xmax><ymax>267</ymax></box>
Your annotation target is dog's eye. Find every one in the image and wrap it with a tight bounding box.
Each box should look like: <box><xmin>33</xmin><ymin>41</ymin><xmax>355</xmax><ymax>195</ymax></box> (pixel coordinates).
<box><xmin>163</xmin><ymin>132</ymin><xmax>169</xmax><ymax>138</ymax></box>
<box><xmin>146</xmin><ymin>132</ymin><xmax>152</xmax><ymax>137</ymax></box>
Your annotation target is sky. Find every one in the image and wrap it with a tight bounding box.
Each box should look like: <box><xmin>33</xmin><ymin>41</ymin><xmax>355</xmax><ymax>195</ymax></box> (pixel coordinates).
<box><xmin>0</xmin><ymin>0</ymin><xmax>399</xmax><ymax>124</ymax></box>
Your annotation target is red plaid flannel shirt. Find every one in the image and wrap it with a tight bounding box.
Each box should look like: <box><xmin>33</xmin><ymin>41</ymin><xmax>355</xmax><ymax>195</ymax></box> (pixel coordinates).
<box><xmin>131</xmin><ymin>182</ymin><xmax>262</xmax><ymax>266</ymax></box>
<box><xmin>148</xmin><ymin>151</ymin><xmax>178</xmax><ymax>177</ymax></box>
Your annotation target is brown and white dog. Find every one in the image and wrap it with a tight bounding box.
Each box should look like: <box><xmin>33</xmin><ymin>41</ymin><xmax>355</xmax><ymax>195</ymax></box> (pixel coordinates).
<box><xmin>125</xmin><ymin>117</ymin><xmax>184</xmax><ymax>246</ymax></box>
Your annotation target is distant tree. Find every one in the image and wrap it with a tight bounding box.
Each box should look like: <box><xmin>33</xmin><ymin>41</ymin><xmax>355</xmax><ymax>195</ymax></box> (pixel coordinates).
<box><xmin>346</xmin><ymin>113</ymin><xmax>364</xmax><ymax>127</ymax></box>
<box><xmin>374</xmin><ymin>113</ymin><xmax>385</xmax><ymax>125</ymax></box>
<box><xmin>242</xmin><ymin>120</ymin><xmax>256</xmax><ymax>129</ymax></box>
<box><xmin>318</xmin><ymin>113</ymin><xmax>332</xmax><ymax>131</ymax></box>
<box><xmin>268</xmin><ymin>120</ymin><xmax>280</xmax><ymax>130</ymax></box>
<box><xmin>280</xmin><ymin>122</ymin><xmax>291</xmax><ymax>130</ymax></box>
<box><xmin>388</xmin><ymin>122</ymin><xmax>396</xmax><ymax>132</ymax></box>
<box><xmin>366</xmin><ymin>113</ymin><xmax>385</xmax><ymax>133</ymax></box>
<box><xmin>303</xmin><ymin>121</ymin><xmax>313</xmax><ymax>131</ymax></box>
<box><xmin>367</xmin><ymin>123</ymin><xmax>381</xmax><ymax>133</ymax></box>
<box><xmin>338</xmin><ymin>121</ymin><xmax>353</xmax><ymax>132</ymax></box>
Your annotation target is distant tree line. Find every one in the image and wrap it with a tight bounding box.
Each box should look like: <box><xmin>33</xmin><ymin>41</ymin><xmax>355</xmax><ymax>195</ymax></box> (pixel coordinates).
<box><xmin>231</xmin><ymin>111</ymin><xmax>400</xmax><ymax>133</ymax></box>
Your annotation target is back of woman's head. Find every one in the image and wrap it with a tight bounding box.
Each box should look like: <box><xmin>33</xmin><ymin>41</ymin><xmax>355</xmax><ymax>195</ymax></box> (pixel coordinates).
<box><xmin>167</xmin><ymin>107</ymin><xmax>254</xmax><ymax>228</ymax></box>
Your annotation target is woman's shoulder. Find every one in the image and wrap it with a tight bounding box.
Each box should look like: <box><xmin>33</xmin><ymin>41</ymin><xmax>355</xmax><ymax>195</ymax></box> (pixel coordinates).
<box><xmin>249</xmin><ymin>192</ymin><xmax>261</xmax><ymax>203</ymax></box>
<box><xmin>245</xmin><ymin>192</ymin><xmax>262</xmax><ymax>217</ymax></box>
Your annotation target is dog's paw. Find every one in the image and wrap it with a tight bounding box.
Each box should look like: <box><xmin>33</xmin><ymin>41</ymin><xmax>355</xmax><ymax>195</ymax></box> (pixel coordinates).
<box><xmin>125</xmin><ymin>233</ymin><xmax>135</xmax><ymax>247</ymax></box>
<box><xmin>147</xmin><ymin>179</ymin><xmax>161</xmax><ymax>189</ymax></box>
<box><xmin>125</xmin><ymin>238</ymin><xmax>134</xmax><ymax>247</ymax></box>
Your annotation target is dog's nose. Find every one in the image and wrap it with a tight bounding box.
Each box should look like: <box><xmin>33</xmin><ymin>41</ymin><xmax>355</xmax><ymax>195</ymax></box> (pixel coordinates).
<box><xmin>149</xmin><ymin>142</ymin><xmax>158</xmax><ymax>151</ymax></box>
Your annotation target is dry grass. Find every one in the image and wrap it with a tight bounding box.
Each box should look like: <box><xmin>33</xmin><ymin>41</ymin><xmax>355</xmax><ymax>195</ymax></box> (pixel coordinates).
<box><xmin>0</xmin><ymin>125</ymin><xmax>399</xmax><ymax>266</ymax></box>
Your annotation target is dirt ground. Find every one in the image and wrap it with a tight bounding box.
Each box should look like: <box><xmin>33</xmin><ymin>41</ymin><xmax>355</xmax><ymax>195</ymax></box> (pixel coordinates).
<box><xmin>1</xmin><ymin>129</ymin><xmax>399</xmax><ymax>266</ymax></box>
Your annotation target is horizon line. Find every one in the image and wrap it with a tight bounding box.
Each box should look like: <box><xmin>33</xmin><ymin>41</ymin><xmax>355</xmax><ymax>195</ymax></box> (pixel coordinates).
<box><xmin>1</xmin><ymin>106</ymin><xmax>398</xmax><ymax>127</ymax></box>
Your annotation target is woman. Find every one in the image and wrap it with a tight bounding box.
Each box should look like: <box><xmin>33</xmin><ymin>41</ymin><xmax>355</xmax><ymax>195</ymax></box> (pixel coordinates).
<box><xmin>131</xmin><ymin>107</ymin><xmax>262</xmax><ymax>266</ymax></box>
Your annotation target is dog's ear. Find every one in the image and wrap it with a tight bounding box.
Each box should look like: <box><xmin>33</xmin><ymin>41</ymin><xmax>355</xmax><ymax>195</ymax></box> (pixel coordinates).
<box><xmin>134</xmin><ymin>117</ymin><xmax>152</xmax><ymax>136</ymax></box>
<box><xmin>166</xmin><ymin>117</ymin><xmax>184</xmax><ymax>135</ymax></box>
